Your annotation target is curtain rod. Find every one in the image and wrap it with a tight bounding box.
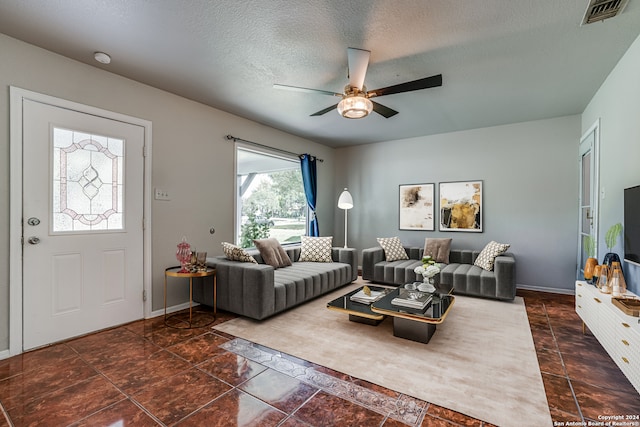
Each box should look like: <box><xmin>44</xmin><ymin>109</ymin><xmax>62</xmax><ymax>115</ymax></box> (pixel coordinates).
<box><xmin>225</xmin><ymin>134</ymin><xmax>324</xmax><ymax>162</ymax></box>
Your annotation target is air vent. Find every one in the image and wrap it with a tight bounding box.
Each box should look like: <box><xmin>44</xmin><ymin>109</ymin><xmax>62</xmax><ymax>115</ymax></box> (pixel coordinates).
<box><xmin>582</xmin><ymin>0</ymin><xmax>630</xmax><ymax>24</ymax></box>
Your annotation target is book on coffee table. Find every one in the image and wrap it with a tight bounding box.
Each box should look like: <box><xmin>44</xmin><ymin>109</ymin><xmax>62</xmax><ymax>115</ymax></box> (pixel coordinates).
<box><xmin>350</xmin><ymin>288</ymin><xmax>385</xmax><ymax>305</ymax></box>
<box><xmin>391</xmin><ymin>290</ymin><xmax>433</xmax><ymax>310</ymax></box>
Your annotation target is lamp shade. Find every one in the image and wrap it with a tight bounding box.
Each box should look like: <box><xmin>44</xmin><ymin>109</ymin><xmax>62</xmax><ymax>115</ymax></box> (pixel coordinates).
<box><xmin>337</xmin><ymin>96</ymin><xmax>373</xmax><ymax>119</ymax></box>
<box><xmin>338</xmin><ymin>188</ymin><xmax>353</xmax><ymax>209</ymax></box>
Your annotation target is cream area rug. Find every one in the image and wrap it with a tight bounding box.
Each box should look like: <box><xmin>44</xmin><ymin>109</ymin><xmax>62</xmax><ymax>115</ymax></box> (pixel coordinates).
<box><xmin>214</xmin><ymin>281</ymin><xmax>552</xmax><ymax>427</ymax></box>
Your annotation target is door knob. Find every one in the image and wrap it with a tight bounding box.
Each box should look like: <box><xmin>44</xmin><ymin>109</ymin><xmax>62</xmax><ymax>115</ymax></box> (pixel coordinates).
<box><xmin>27</xmin><ymin>236</ymin><xmax>41</xmax><ymax>245</ymax></box>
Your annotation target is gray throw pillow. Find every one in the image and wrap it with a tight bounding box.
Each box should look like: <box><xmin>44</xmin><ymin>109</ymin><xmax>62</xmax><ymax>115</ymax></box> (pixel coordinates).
<box><xmin>253</xmin><ymin>238</ymin><xmax>292</xmax><ymax>268</ymax></box>
<box><xmin>423</xmin><ymin>238</ymin><xmax>452</xmax><ymax>264</ymax></box>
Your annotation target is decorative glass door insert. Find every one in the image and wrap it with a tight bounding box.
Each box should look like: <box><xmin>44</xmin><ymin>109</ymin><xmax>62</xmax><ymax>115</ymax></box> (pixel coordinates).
<box><xmin>52</xmin><ymin>127</ymin><xmax>124</xmax><ymax>232</ymax></box>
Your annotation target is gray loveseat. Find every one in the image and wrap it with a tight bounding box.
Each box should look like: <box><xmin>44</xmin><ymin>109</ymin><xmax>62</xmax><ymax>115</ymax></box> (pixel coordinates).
<box><xmin>200</xmin><ymin>246</ymin><xmax>357</xmax><ymax>320</ymax></box>
<box><xmin>362</xmin><ymin>246</ymin><xmax>516</xmax><ymax>301</ymax></box>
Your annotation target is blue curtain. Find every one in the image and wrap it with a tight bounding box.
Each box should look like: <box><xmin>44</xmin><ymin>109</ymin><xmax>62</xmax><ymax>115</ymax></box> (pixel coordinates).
<box><xmin>300</xmin><ymin>154</ymin><xmax>319</xmax><ymax>236</ymax></box>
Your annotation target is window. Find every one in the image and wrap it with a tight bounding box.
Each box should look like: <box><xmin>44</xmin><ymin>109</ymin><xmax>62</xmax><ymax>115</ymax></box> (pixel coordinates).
<box><xmin>236</xmin><ymin>146</ymin><xmax>307</xmax><ymax>248</ymax></box>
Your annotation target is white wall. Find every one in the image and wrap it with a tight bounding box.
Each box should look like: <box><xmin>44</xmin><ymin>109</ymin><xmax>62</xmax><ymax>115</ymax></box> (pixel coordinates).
<box><xmin>0</xmin><ymin>34</ymin><xmax>337</xmax><ymax>352</ymax></box>
<box><xmin>582</xmin><ymin>33</ymin><xmax>640</xmax><ymax>294</ymax></box>
<box><xmin>334</xmin><ymin>116</ymin><xmax>581</xmax><ymax>291</ymax></box>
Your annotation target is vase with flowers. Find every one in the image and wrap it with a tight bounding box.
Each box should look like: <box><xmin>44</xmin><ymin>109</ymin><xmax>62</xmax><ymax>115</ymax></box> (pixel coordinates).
<box><xmin>414</xmin><ymin>255</ymin><xmax>441</xmax><ymax>285</ymax></box>
<box><xmin>602</xmin><ymin>223</ymin><xmax>623</xmax><ymax>268</ymax></box>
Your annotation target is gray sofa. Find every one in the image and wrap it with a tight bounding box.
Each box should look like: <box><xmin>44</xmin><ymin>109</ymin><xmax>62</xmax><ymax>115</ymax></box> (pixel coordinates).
<box><xmin>200</xmin><ymin>246</ymin><xmax>357</xmax><ymax>320</ymax></box>
<box><xmin>362</xmin><ymin>246</ymin><xmax>516</xmax><ymax>301</ymax></box>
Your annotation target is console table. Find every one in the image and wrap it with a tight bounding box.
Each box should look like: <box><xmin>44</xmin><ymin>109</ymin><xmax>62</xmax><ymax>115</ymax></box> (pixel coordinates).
<box><xmin>575</xmin><ymin>281</ymin><xmax>640</xmax><ymax>393</ymax></box>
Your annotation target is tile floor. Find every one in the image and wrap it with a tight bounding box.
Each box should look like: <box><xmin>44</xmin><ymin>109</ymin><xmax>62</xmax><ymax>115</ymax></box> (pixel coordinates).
<box><xmin>0</xmin><ymin>288</ymin><xmax>638</xmax><ymax>426</ymax></box>
<box><xmin>519</xmin><ymin>289</ymin><xmax>640</xmax><ymax>424</ymax></box>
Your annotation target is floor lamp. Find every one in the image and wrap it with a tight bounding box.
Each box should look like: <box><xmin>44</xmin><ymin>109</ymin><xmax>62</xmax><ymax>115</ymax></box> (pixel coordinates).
<box><xmin>337</xmin><ymin>188</ymin><xmax>353</xmax><ymax>248</ymax></box>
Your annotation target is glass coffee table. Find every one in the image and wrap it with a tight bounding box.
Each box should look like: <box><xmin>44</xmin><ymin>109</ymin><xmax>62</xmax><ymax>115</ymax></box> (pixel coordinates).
<box><xmin>326</xmin><ymin>285</ymin><xmax>395</xmax><ymax>325</ymax></box>
<box><xmin>371</xmin><ymin>281</ymin><xmax>454</xmax><ymax>344</ymax></box>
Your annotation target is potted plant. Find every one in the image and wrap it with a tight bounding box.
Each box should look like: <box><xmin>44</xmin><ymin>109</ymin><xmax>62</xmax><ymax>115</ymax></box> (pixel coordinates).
<box><xmin>602</xmin><ymin>223</ymin><xmax>623</xmax><ymax>267</ymax></box>
<box><xmin>583</xmin><ymin>235</ymin><xmax>598</xmax><ymax>282</ymax></box>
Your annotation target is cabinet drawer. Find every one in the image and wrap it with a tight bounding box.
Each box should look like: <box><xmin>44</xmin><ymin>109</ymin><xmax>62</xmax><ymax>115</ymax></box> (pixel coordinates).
<box><xmin>626</xmin><ymin>360</ymin><xmax>640</xmax><ymax>394</ymax></box>
<box><xmin>598</xmin><ymin>306</ymin><xmax>619</xmax><ymax>352</ymax></box>
<box><xmin>618</xmin><ymin>323</ymin><xmax>640</xmax><ymax>350</ymax></box>
<box><xmin>613</xmin><ymin>345</ymin><xmax>640</xmax><ymax>394</ymax></box>
<box><xmin>579</xmin><ymin>288</ymin><xmax>604</xmax><ymax>336</ymax></box>
<box><xmin>616</xmin><ymin>320</ymin><xmax>640</xmax><ymax>391</ymax></box>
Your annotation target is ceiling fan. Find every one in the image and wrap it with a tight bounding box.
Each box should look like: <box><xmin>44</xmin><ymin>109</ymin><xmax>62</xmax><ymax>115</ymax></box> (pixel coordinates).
<box><xmin>274</xmin><ymin>47</ymin><xmax>442</xmax><ymax>119</ymax></box>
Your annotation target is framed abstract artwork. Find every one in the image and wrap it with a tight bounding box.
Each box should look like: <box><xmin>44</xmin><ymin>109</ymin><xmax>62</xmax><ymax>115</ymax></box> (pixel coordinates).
<box><xmin>439</xmin><ymin>181</ymin><xmax>483</xmax><ymax>232</ymax></box>
<box><xmin>399</xmin><ymin>183</ymin><xmax>435</xmax><ymax>231</ymax></box>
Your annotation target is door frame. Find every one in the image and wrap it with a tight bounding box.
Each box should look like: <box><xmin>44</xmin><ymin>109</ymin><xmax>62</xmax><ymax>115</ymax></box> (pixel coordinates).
<box><xmin>9</xmin><ymin>86</ymin><xmax>153</xmax><ymax>356</ymax></box>
<box><xmin>577</xmin><ymin>119</ymin><xmax>600</xmax><ymax>278</ymax></box>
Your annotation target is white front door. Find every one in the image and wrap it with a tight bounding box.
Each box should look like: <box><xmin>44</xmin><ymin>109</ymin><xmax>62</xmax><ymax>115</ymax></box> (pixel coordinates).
<box><xmin>22</xmin><ymin>99</ymin><xmax>145</xmax><ymax>350</ymax></box>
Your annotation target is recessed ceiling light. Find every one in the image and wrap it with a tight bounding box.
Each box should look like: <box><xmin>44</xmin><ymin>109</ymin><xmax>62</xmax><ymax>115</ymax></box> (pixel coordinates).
<box><xmin>94</xmin><ymin>52</ymin><xmax>111</xmax><ymax>64</ymax></box>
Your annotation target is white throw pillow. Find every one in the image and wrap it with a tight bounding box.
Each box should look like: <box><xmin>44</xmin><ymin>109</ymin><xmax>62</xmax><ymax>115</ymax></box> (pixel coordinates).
<box><xmin>377</xmin><ymin>236</ymin><xmax>409</xmax><ymax>262</ymax></box>
<box><xmin>221</xmin><ymin>242</ymin><xmax>257</xmax><ymax>264</ymax></box>
<box><xmin>474</xmin><ymin>241</ymin><xmax>510</xmax><ymax>271</ymax></box>
<box><xmin>299</xmin><ymin>236</ymin><xmax>333</xmax><ymax>262</ymax></box>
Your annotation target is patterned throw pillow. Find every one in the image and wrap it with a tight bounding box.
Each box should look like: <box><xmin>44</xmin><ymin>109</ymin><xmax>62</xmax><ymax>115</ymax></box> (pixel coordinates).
<box><xmin>377</xmin><ymin>237</ymin><xmax>409</xmax><ymax>262</ymax></box>
<box><xmin>221</xmin><ymin>242</ymin><xmax>258</xmax><ymax>264</ymax></box>
<box><xmin>474</xmin><ymin>241</ymin><xmax>510</xmax><ymax>271</ymax></box>
<box><xmin>299</xmin><ymin>236</ymin><xmax>333</xmax><ymax>262</ymax></box>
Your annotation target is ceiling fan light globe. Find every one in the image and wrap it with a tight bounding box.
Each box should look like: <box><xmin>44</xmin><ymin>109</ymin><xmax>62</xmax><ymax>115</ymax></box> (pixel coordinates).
<box><xmin>337</xmin><ymin>96</ymin><xmax>373</xmax><ymax>119</ymax></box>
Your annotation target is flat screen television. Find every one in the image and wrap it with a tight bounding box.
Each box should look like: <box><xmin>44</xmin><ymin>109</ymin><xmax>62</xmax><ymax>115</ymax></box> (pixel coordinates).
<box><xmin>624</xmin><ymin>185</ymin><xmax>640</xmax><ymax>266</ymax></box>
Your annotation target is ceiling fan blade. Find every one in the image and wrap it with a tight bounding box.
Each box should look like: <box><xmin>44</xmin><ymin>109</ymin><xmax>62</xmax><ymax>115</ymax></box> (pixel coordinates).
<box><xmin>310</xmin><ymin>103</ymin><xmax>339</xmax><ymax>116</ymax></box>
<box><xmin>371</xmin><ymin>101</ymin><xmax>399</xmax><ymax>118</ymax></box>
<box><xmin>347</xmin><ymin>47</ymin><xmax>370</xmax><ymax>90</ymax></box>
<box><xmin>273</xmin><ymin>84</ymin><xmax>342</xmax><ymax>97</ymax></box>
<box><xmin>367</xmin><ymin>74</ymin><xmax>442</xmax><ymax>98</ymax></box>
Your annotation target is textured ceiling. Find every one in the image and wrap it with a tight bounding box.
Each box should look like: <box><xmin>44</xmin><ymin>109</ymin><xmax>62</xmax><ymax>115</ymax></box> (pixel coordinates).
<box><xmin>1</xmin><ymin>0</ymin><xmax>639</xmax><ymax>148</ymax></box>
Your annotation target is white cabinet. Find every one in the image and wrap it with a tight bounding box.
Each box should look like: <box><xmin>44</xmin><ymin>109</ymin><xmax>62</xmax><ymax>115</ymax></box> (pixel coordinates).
<box><xmin>575</xmin><ymin>281</ymin><xmax>640</xmax><ymax>394</ymax></box>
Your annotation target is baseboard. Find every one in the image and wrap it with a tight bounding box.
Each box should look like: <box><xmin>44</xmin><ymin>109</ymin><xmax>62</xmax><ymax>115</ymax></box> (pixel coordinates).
<box><xmin>148</xmin><ymin>301</ymin><xmax>201</xmax><ymax>319</ymax></box>
<box><xmin>0</xmin><ymin>349</ymin><xmax>10</xmax><ymax>361</ymax></box>
<box><xmin>517</xmin><ymin>284</ymin><xmax>575</xmax><ymax>295</ymax></box>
